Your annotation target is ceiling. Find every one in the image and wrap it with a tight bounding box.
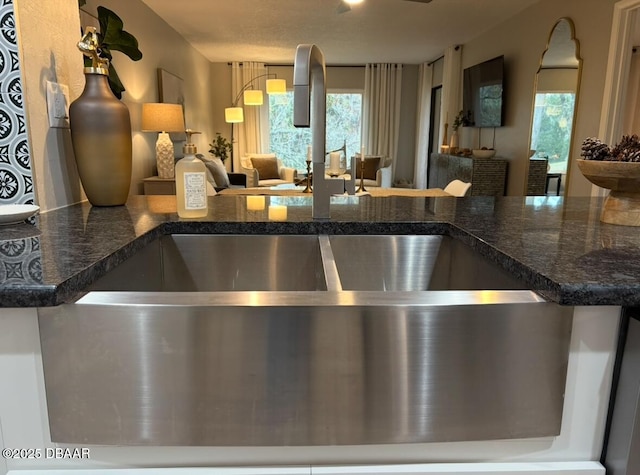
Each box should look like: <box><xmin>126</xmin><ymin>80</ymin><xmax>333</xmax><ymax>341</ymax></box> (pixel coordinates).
<box><xmin>139</xmin><ymin>0</ymin><xmax>541</xmax><ymax>65</ymax></box>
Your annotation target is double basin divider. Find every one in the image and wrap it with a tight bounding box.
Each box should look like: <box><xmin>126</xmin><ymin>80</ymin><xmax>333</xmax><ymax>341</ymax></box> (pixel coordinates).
<box><xmin>318</xmin><ymin>234</ymin><xmax>343</xmax><ymax>292</ymax></box>
<box><xmin>37</xmin><ymin>233</ymin><xmax>574</xmax><ymax>447</ymax></box>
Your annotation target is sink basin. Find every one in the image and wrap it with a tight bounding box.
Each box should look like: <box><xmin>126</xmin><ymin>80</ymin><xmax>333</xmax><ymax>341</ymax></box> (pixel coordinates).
<box><xmin>328</xmin><ymin>234</ymin><xmax>525</xmax><ymax>291</ymax></box>
<box><xmin>39</xmin><ymin>233</ymin><xmax>573</xmax><ymax>447</ymax></box>
<box><xmin>90</xmin><ymin>234</ymin><xmax>328</xmax><ymax>291</ymax></box>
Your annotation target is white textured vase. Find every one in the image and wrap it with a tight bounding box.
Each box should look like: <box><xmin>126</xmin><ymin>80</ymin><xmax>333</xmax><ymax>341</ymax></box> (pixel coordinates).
<box><xmin>155</xmin><ymin>132</ymin><xmax>175</xmax><ymax>178</ymax></box>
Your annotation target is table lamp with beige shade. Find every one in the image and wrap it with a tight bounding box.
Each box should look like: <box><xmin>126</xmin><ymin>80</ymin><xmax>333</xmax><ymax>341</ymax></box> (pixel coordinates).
<box><xmin>141</xmin><ymin>103</ymin><xmax>185</xmax><ymax>178</ymax></box>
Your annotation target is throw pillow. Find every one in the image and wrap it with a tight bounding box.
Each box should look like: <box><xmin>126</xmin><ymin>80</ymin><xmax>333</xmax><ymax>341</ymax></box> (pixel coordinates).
<box><xmin>355</xmin><ymin>156</ymin><xmax>380</xmax><ymax>180</ymax></box>
<box><xmin>208</xmin><ymin>157</ymin><xmax>231</xmax><ymax>188</ymax></box>
<box><xmin>198</xmin><ymin>155</ymin><xmax>230</xmax><ymax>188</ymax></box>
<box><xmin>196</xmin><ymin>154</ymin><xmax>218</xmax><ymax>188</ymax></box>
<box><xmin>251</xmin><ymin>156</ymin><xmax>280</xmax><ymax>180</ymax></box>
<box><xmin>243</xmin><ymin>153</ymin><xmax>276</xmax><ymax>170</ymax></box>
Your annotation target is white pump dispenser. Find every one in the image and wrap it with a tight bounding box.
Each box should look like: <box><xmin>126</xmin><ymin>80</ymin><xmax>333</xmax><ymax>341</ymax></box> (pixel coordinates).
<box><xmin>175</xmin><ymin>129</ymin><xmax>208</xmax><ymax>218</ymax></box>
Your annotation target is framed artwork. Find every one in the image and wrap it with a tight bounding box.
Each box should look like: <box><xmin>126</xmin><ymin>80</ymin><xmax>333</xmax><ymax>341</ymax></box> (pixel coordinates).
<box><xmin>158</xmin><ymin>68</ymin><xmax>187</xmax><ymax>141</ymax></box>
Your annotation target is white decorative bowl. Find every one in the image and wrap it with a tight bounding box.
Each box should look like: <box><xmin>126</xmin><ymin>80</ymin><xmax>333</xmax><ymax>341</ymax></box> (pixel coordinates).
<box><xmin>0</xmin><ymin>204</ymin><xmax>39</xmax><ymax>225</ymax></box>
<box><xmin>472</xmin><ymin>149</ymin><xmax>496</xmax><ymax>159</ymax></box>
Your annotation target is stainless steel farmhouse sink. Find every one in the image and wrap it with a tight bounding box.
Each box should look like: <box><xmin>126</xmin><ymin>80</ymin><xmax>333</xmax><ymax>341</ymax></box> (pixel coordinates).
<box><xmin>37</xmin><ymin>234</ymin><xmax>573</xmax><ymax>447</ymax></box>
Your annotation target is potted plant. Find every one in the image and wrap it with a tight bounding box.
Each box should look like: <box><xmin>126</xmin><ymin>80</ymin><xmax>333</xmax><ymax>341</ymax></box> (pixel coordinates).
<box><xmin>69</xmin><ymin>4</ymin><xmax>142</xmax><ymax>206</ymax></box>
<box><xmin>78</xmin><ymin>3</ymin><xmax>143</xmax><ymax>98</ymax></box>
<box><xmin>452</xmin><ymin>110</ymin><xmax>471</xmax><ymax>132</ymax></box>
<box><xmin>209</xmin><ymin>133</ymin><xmax>232</xmax><ymax>163</ymax></box>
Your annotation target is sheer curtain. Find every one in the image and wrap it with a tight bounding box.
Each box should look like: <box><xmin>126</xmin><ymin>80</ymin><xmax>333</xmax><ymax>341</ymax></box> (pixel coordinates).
<box><xmin>439</xmin><ymin>45</ymin><xmax>462</xmax><ymax>149</ymax></box>
<box><xmin>623</xmin><ymin>48</ymin><xmax>640</xmax><ymax>134</ymax></box>
<box><xmin>362</xmin><ymin>64</ymin><xmax>403</xmax><ymax>178</ymax></box>
<box><xmin>231</xmin><ymin>61</ymin><xmax>267</xmax><ymax>171</ymax></box>
<box><xmin>414</xmin><ymin>62</ymin><xmax>433</xmax><ymax>189</ymax></box>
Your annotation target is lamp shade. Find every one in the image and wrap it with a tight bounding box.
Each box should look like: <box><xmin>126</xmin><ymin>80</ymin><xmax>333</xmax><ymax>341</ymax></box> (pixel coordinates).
<box><xmin>243</xmin><ymin>89</ymin><xmax>263</xmax><ymax>105</ymax></box>
<box><xmin>225</xmin><ymin>107</ymin><xmax>244</xmax><ymax>123</ymax></box>
<box><xmin>266</xmin><ymin>78</ymin><xmax>286</xmax><ymax>94</ymax></box>
<box><xmin>141</xmin><ymin>103</ymin><xmax>185</xmax><ymax>132</ymax></box>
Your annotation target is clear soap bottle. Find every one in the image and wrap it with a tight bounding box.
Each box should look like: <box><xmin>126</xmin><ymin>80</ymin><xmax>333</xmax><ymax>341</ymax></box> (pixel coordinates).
<box><xmin>175</xmin><ymin>129</ymin><xmax>208</xmax><ymax>218</ymax></box>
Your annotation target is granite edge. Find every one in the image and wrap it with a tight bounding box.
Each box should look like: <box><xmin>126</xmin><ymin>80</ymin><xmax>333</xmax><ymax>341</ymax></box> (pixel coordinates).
<box><xmin>1</xmin><ymin>217</ymin><xmax>634</xmax><ymax>308</ymax></box>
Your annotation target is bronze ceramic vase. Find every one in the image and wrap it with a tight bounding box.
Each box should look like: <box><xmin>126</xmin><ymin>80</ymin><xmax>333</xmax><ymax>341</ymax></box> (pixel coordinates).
<box><xmin>69</xmin><ymin>67</ymin><xmax>132</xmax><ymax>206</ymax></box>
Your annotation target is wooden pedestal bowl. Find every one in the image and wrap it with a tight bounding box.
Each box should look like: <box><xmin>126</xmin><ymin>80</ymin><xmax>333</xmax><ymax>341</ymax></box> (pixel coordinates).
<box><xmin>577</xmin><ymin>158</ymin><xmax>640</xmax><ymax>226</ymax></box>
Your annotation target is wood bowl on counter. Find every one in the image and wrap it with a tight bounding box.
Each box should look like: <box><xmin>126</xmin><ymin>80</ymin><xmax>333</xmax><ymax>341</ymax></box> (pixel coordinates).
<box><xmin>576</xmin><ymin>158</ymin><xmax>640</xmax><ymax>226</ymax></box>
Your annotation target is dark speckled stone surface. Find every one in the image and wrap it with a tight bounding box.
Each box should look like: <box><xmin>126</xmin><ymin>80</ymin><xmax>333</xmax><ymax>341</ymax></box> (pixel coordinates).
<box><xmin>0</xmin><ymin>194</ymin><xmax>638</xmax><ymax>307</ymax></box>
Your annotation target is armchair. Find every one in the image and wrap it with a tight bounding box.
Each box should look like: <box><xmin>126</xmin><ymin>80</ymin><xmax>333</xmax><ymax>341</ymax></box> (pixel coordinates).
<box><xmin>349</xmin><ymin>155</ymin><xmax>393</xmax><ymax>188</ymax></box>
<box><xmin>240</xmin><ymin>153</ymin><xmax>297</xmax><ymax>187</ymax></box>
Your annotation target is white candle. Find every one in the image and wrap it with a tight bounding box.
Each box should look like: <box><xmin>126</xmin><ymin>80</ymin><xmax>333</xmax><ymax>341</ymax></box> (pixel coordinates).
<box><xmin>307</xmin><ymin>145</ymin><xmax>312</xmax><ymax>163</ymax></box>
<box><xmin>268</xmin><ymin>204</ymin><xmax>287</xmax><ymax>221</ymax></box>
<box><xmin>330</xmin><ymin>151</ymin><xmax>341</xmax><ymax>172</ymax></box>
<box><xmin>246</xmin><ymin>195</ymin><xmax>265</xmax><ymax>211</ymax></box>
<box><xmin>360</xmin><ymin>145</ymin><xmax>366</xmax><ymax>159</ymax></box>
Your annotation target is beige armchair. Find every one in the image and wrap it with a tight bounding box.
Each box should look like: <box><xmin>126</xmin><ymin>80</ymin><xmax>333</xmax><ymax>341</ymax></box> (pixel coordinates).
<box><xmin>349</xmin><ymin>155</ymin><xmax>393</xmax><ymax>188</ymax></box>
<box><xmin>240</xmin><ymin>153</ymin><xmax>297</xmax><ymax>187</ymax></box>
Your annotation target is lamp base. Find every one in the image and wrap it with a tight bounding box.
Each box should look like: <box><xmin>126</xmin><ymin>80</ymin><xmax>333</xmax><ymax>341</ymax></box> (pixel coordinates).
<box><xmin>156</xmin><ymin>132</ymin><xmax>175</xmax><ymax>179</ymax></box>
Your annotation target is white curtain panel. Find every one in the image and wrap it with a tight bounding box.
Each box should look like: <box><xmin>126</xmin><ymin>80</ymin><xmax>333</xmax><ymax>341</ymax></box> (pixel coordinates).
<box><xmin>414</xmin><ymin>62</ymin><xmax>434</xmax><ymax>189</ymax></box>
<box><xmin>231</xmin><ymin>62</ymin><xmax>267</xmax><ymax>171</ymax></box>
<box><xmin>363</xmin><ymin>63</ymin><xmax>403</xmax><ymax>177</ymax></box>
<box><xmin>623</xmin><ymin>48</ymin><xmax>640</xmax><ymax>135</ymax></box>
<box><xmin>439</xmin><ymin>45</ymin><xmax>463</xmax><ymax>149</ymax></box>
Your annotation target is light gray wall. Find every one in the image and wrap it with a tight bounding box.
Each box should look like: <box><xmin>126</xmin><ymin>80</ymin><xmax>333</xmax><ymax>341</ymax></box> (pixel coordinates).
<box><xmin>14</xmin><ymin>0</ymin><xmax>85</xmax><ymax>211</ymax></box>
<box><xmin>461</xmin><ymin>0</ymin><xmax>618</xmax><ymax>196</ymax></box>
<box><xmin>209</xmin><ymin>62</ymin><xmax>232</xmax><ymax>150</ymax></box>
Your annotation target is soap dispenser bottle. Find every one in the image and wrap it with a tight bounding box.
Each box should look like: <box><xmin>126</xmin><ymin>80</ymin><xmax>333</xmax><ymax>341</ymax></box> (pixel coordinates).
<box><xmin>175</xmin><ymin>129</ymin><xmax>208</xmax><ymax>218</ymax></box>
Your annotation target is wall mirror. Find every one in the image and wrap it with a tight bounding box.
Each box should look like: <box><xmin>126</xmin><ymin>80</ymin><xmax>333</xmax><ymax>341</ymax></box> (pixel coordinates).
<box><xmin>525</xmin><ymin>17</ymin><xmax>582</xmax><ymax>197</ymax></box>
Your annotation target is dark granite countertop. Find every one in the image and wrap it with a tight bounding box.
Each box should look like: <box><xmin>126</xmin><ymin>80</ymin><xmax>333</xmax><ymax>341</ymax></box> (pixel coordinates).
<box><xmin>1</xmin><ymin>194</ymin><xmax>639</xmax><ymax>307</ymax></box>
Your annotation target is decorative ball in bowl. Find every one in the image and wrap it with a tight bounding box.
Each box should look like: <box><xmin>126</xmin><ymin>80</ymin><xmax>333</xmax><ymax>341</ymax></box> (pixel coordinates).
<box><xmin>472</xmin><ymin>149</ymin><xmax>496</xmax><ymax>159</ymax></box>
<box><xmin>578</xmin><ymin>135</ymin><xmax>640</xmax><ymax>226</ymax></box>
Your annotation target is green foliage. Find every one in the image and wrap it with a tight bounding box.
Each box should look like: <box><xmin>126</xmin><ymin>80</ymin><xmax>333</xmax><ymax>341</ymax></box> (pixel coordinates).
<box><xmin>269</xmin><ymin>92</ymin><xmax>362</xmax><ymax>169</ymax></box>
<box><xmin>452</xmin><ymin>110</ymin><xmax>471</xmax><ymax>131</ymax></box>
<box><xmin>530</xmin><ymin>93</ymin><xmax>575</xmax><ymax>173</ymax></box>
<box><xmin>81</xmin><ymin>6</ymin><xmax>143</xmax><ymax>99</ymax></box>
<box><xmin>209</xmin><ymin>133</ymin><xmax>232</xmax><ymax>163</ymax></box>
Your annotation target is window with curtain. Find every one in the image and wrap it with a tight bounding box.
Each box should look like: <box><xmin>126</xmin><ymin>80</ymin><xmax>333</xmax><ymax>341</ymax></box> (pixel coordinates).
<box><xmin>268</xmin><ymin>91</ymin><xmax>363</xmax><ymax>169</ymax></box>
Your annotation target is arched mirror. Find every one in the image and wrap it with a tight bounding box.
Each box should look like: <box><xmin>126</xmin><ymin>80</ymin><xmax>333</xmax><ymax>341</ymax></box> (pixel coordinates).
<box><xmin>525</xmin><ymin>18</ymin><xmax>582</xmax><ymax>196</ymax></box>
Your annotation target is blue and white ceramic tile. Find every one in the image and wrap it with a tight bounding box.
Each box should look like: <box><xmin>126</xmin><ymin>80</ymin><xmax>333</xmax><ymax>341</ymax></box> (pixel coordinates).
<box><xmin>0</xmin><ymin>165</ymin><xmax>27</xmax><ymax>202</ymax></box>
<box><xmin>0</xmin><ymin>236</ymin><xmax>42</xmax><ymax>285</ymax></box>
<box><xmin>0</xmin><ymin>1</ymin><xmax>14</xmax><ymax>29</ymax></box>
<box><xmin>0</xmin><ymin>93</ymin><xmax>26</xmax><ymax>147</ymax></box>
<box><xmin>0</xmin><ymin>48</ymin><xmax>20</xmax><ymax>89</ymax></box>
<box><xmin>0</xmin><ymin>0</ymin><xmax>17</xmax><ymax>90</ymax></box>
<box><xmin>0</xmin><ymin>1</ymin><xmax>33</xmax><ymax>206</ymax></box>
